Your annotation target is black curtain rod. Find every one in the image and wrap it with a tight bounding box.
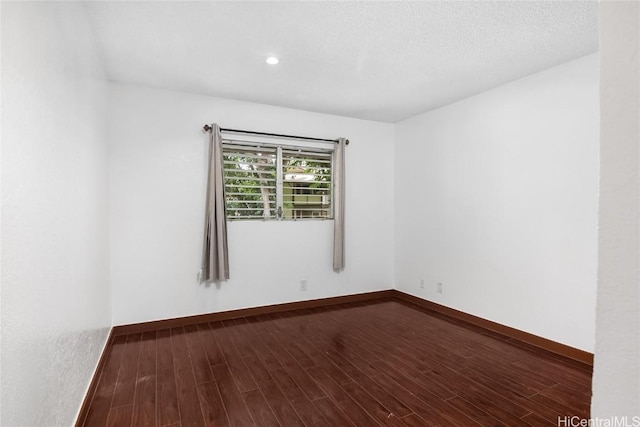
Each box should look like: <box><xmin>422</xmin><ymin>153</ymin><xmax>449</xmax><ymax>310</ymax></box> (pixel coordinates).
<box><xmin>202</xmin><ymin>124</ymin><xmax>348</xmax><ymax>145</ymax></box>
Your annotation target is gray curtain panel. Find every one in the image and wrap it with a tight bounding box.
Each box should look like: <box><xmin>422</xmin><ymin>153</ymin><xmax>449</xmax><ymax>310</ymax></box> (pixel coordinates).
<box><xmin>333</xmin><ymin>137</ymin><xmax>347</xmax><ymax>271</ymax></box>
<box><xmin>202</xmin><ymin>124</ymin><xmax>230</xmax><ymax>281</ymax></box>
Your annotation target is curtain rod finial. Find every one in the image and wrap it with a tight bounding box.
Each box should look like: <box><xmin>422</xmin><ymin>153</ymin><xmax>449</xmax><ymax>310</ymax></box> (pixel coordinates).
<box><xmin>203</xmin><ymin>124</ymin><xmax>212</xmax><ymax>132</ymax></box>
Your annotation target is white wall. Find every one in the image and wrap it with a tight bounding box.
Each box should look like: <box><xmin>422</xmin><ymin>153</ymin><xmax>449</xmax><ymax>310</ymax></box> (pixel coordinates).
<box><xmin>592</xmin><ymin>0</ymin><xmax>639</xmax><ymax>418</ymax></box>
<box><xmin>108</xmin><ymin>83</ymin><xmax>394</xmax><ymax>325</ymax></box>
<box><xmin>394</xmin><ymin>54</ymin><xmax>599</xmax><ymax>352</ymax></box>
<box><xmin>0</xmin><ymin>2</ymin><xmax>111</xmax><ymax>426</ymax></box>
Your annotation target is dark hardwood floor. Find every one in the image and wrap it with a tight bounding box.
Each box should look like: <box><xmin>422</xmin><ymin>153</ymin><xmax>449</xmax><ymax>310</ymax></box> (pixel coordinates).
<box><xmin>81</xmin><ymin>299</ymin><xmax>592</xmax><ymax>426</ymax></box>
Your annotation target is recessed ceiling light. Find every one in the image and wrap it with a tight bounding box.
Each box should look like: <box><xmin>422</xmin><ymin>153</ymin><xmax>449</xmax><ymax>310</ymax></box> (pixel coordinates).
<box><xmin>266</xmin><ymin>56</ymin><xmax>279</xmax><ymax>65</ymax></box>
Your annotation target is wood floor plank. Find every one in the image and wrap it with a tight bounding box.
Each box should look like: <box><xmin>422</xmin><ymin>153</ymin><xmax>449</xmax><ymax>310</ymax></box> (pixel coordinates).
<box><xmin>170</xmin><ymin>327</ymin><xmax>192</xmax><ymax>373</ymax></box>
<box><xmin>467</xmin><ymin>352</ymin><xmax>557</xmax><ymax>391</ymax></box>
<box><xmin>455</xmin><ymin>358</ymin><xmax>539</xmax><ymax>397</ymax></box>
<box><xmin>445</xmin><ymin>397</ymin><xmax>508</xmax><ymax>427</ymax></box>
<box><xmin>196</xmin><ymin>322</ymin><xmax>226</xmax><ymax>367</ymax></box>
<box><xmin>372</xmin><ymin>362</ymin><xmax>477</xmax><ymax>425</ymax></box>
<box><xmin>157</xmin><ymin>328</ymin><xmax>181</xmax><ymax>426</ymax></box>
<box><xmin>328</xmin><ymin>315</ymin><xmax>431</xmax><ymax>375</ymax></box>
<box><xmin>111</xmin><ymin>333</ymin><xmax>142</xmax><ymax>407</ymax></box>
<box><xmin>514</xmin><ymin>358</ymin><xmax>589</xmax><ymax>391</ymax></box>
<box><xmin>211</xmin><ymin>321</ymin><xmax>257</xmax><ymax>393</ymax></box>
<box><xmin>369</xmin><ymin>373</ymin><xmax>462</xmax><ymax>427</ymax></box>
<box><xmin>249</xmin><ymin>317</ymin><xmax>327</xmax><ymax>399</ymax></box>
<box><xmin>392</xmin><ymin>306</ymin><xmax>488</xmax><ymax>361</ymax></box>
<box><xmin>243</xmin><ymin>356</ymin><xmax>305</xmax><ymax>427</ymax></box>
<box><xmin>324</xmin><ymin>339</ymin><xmax>381</xmax><ymax>378</ymax></box>
<box><xmin>250</xmin><ymin>314</ymin><xmax>312</xmax><ymax>369</ymax></box>
<box><xmin>175</xmin><ymin>366</ymin><xmax>205</xmax><ymax>427</ymax></box>
<box><xmin>529</xmin><ymin>393</ymin><xmax>589</xmax><ymax>420</ymax></box>
<box><xmin>83</xmin><ymin>335</ymin><xmax>127</xmax><ymax>427</ymax></box>
<box><xmin>222</xmin><ymin>319</ymin><xmax>259</xmax><ymax>360</ymax></box>
<box><xmin>312</xmin><ymin>396</ymin><xmax>356</xmax><ymax>427</ymax></box>
<box><xmin>372</xmin><ymin>360</ymin><xmax>446</xmax><ymax>408</ymax></box>
<box><xmin>268</xmin><ymin>368</ymin><xmax>330</xmax><ymax>427</ymax></box>
<box><xmin>307</xmin><ymin>366</ymin><xmax>382</xmax><ymax>427</ymax></box>
<box><xmin>541</xmin><ymin>383</ymin><xmax>591</xmax><ymax>414</ymax></box>
<box><xmin>362</xmin><ymin>327</ymin><xmax>442</xmax><ymax>373</ymax></box>
<box><xmin>423</xmin><ymin>366</ymin><xmax>530</xmax><ymax>424</ymax></box>
<box><xmin>106</xmin><ymin>404</ymin><xmax>133</xmax><ymax>427</ymax></box>
<box><xmin>138</xmin><ymin>330</ymin><xmax>157</xmax><ymax>376</ymax></box>
<box><xmin>400</xmin><ymin>413</ymin><xmax>432</xmax><ymax>427</ymax></box>
<box><xmin>454</xmin><ymin>367</ymin><xmax>572</xmax><ymax>422</ymax></box>
<box><xmin>277</xmin><ymin>357</ymin><xmax>326</xmax><ymax>400</ymax></box>
<box><xmin>412</xmin><ymin>369</ymin><xmax>458</xmax><ymax>400</ymax></box>
<box><xmin>282</xmin><ymin>312</ymin><xmax>388</xmax><ymax>396</ymax></box>
<box><xmin>264</xmin><ymin>320</ymin><xmax>316</xmax><ymax>370</ymax></box>
<box><xmin>388</xmin><ymin>305</ymin><xmax>485</xmax><ymax>364</ymax></box>
<box><xmin>184</xmin><ymin>324</ymin><xmax>214</xmax><ymax>384</ymax></box>
<box><xmin>239</xmin><ymin>317</ymin><xmax>284</xmax><ymax>371</ymax></box>
<box><xmin>323</xmin><ymin>349</ymin><xmax>369</xmax><ymax>383</ymax></box>
<box><xmin>131</xmin><ymin>331</ymin><xmax>157</xmax><ymax>427</ymax></box>
<box><xmin>211</xmin><ymin>364</ymin><xmax>256</xmax><ymax>427</ymax></box>
<box><xmin>197</xmin><ymin>381</ymin><xmax>230</xmax><ymax>427</ymax></box>
<box><xmin>340</xmin><ymin>381</ymin><xmax>407</xmax><ymax>427</ymax></box>
<box><xmin>348</xmin><ymin>373</ymin><xmax>414</xmax><ymax>419</ymax></box>
<box><xmin>522</xmin><ymin>412</ymin><xmax>558</xmax><ymax>426</ymax></box>
<box><xmin>242</xmin><ymin>389</ymin><xmax>281</xmax><ymax>427</ymax></box>
<box><xmin>276</xmin><ymin>325</ymin><xmax>353</xmax><ymax>386</ymax></box>
<box><xmin>131</xmin><ymin>374</ymin><xmax>156</xmax><ymax>427</ymax></box>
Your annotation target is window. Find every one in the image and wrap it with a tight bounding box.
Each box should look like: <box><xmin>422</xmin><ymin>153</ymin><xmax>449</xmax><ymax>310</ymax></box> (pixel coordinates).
<box><xmin>223</xmin><ymin>142</ymin><xmax>332</xmax><ymax>220</ymax></box>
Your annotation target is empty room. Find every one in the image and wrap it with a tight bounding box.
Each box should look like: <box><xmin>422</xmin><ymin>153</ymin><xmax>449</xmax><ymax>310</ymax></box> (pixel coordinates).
<box><xmin>1</xmin><ymin>1</ymin><xmax>638</xmax><ymax>426</ymax></box>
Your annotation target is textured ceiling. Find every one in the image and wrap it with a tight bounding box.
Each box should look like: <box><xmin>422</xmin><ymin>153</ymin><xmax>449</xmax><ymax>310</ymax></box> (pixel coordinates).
<box><xmin>84</xmin><ymin>1</ymin><xmax>599</xmax><ymax>123</ymax></box>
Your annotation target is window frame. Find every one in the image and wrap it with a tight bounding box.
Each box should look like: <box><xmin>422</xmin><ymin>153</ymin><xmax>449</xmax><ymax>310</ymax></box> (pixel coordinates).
<box><xmin>221</xmin><ymin>136</ymin><xmax>335</xmax><ymax>221</ymax></box>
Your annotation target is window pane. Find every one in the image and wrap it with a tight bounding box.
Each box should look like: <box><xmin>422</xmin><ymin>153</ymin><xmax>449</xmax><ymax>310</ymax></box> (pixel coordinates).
<box><xmin>282</xmin><ymin>148</ymin><xmax>332</xmax><ymax>219</ymax></box>
<box><xmin>223</xmin><ymin>146</ymin><xmax>277</xmax><ymax>220</ymax></box>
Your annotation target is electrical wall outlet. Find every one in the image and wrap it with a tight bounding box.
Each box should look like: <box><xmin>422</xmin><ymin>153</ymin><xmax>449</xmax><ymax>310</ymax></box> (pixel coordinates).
<box><xmin>420</xmin><ymin>279</ymin><xmax>425</xmax><ymax>289</ymax></box>
<box><xmin>300</xmin><ymin>279</ymin><xmax>308</xmax><ymax>291</ymax></box>
<box><xmin>437</xmin><ymin>282</ymin><xmax>443</xmax><ymax>294</ymax></box>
